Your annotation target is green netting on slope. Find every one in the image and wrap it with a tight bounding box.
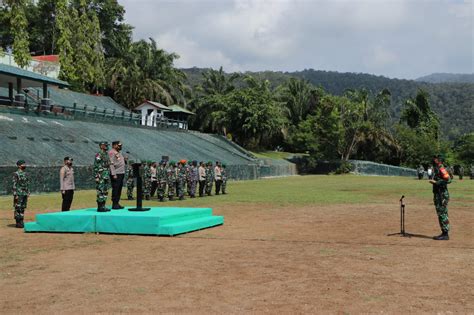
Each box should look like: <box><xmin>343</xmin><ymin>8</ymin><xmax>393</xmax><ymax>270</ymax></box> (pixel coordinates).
<box><xmin>27</xmin><ymin>87</ymin><xmax>128</xmax><ymax>112</ymax></box>
<box><xmin>0</xmin><ymin>111</ymin><xmax>258</xmax><ymax>167</ymax></box>
<box><xmin>349</xmin><ymin>160</ymin><xmax>416</xmax><ymax>177</ymax></box>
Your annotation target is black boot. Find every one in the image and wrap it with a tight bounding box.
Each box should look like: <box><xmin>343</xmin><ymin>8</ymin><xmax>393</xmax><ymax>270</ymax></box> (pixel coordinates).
<box><xmin>127</xmin><ymin>196</ymin><xmax>134</xmax><ymax>200</ymax></box>
<box><xmin>112</xmin><ymin>202</ymin><xmax>121</xmax><ymax>210</ymax></box>
<box><xmin>433</xmin><ymin>231</ymin><xmax>449</xmax><ymax>240</ymax></box>
<box><xmin>97</xmin><ymin>202</ymin><xmax>110</xmax><ymax>212</ymax></box>
<box><xmin>15</xmin><ymin>218</ymin><xmax>23</xmax><ymax>228</ymax></box>
<box><xmin>117</xmin><ymin>204</ymin><xmax>125</xmax><ymax>209</ymax></box>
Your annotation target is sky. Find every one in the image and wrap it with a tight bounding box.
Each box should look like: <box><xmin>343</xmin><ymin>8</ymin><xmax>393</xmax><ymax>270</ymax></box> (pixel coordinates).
<box><xmin>121</xmin><ymin>0</ymin><xmax>473</xmax><ymax>79</ymax></box>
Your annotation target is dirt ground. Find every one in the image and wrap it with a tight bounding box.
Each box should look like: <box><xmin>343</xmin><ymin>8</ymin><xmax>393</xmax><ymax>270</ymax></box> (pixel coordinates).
<box><xmin>1</xmin><ymin>198</ymin><xmax>473</xmax><ymax>313</ymax></box>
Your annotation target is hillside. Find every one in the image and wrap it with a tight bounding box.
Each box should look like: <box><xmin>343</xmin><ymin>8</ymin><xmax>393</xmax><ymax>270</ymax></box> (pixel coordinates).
<box><xmin>416</xmin><ymin>73</ymin><xmax>474</xmax><ymax>84</ymax></box>
<box><xmin>182</xmin><ymin>68</ymin><xmax>474</xmax><ymax>139</ymax></box>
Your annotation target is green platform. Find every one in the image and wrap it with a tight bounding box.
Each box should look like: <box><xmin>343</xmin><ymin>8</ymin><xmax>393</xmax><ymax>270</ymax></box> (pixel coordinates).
<box><xmin>24</xmin><ymin>207</ymin><xmax>224</xmax><ymax>236</ymax></box>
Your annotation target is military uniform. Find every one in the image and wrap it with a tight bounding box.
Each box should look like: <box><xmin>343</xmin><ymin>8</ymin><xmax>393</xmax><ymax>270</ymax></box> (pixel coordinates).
<box><xmin>177</xmin><ymin>161</ymin><xmax>187</xmax><ymax>200</ymax></box>
<box><xmin>12</xmin><ymin>160</ymin><xmax>30</xmax><ymax>228</ymax></box>
<box><xmin>157</xmin><ymin>162</ymin><xmax>168</xmax><ymax>201</ymax></box>
<box><xmin>188</xmin><ymin>162</ymin><xmax>199</xmax><ymax>198</ymax></box>
<box><xmin>205</xmin><ymin>162</ymin><xmax>214</xmax><ymax>196</ymax></box>
<box><xmin>221</xmin><ymin>165</ymin><xmax>228</xmax><ymax>194</ymax></box>
<box><xmin>126</xmin><ymin>166</ymin><xmax>135</xmax><ymax>200</ymax></box>
<box><xmin>143</xmin><ymin>162</ymin><xmax>152</xmax><ymax>200</ymax></box>
<box><xmin>167</xmin><ymin>162</ymin><xmax>177</xmax><ymax>200</ymax></box>
<box><xmin>431</xmin><ymin>155</ymin><xmax>452</xmax><ymax>240</ymax></box>
<box><xmin>93</xmin><ymin>143</ymin><xmax>111</xmax><ymax>212</ymax></box>
<box><xmin>458</xmin><ymin>165</ymin><xmax>464</xmax><ymax>180</ymax></box>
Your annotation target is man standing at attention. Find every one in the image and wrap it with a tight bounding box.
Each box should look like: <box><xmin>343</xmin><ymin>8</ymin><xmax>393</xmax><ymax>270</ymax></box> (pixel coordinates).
<box><xmin>430</xmin><ymin>154</ymin><xmax>452</xmax><ymax>240</ymax></box>
<box><xmin>94</xmin><ymin>142</ymin><xmax>111</xmax><ymax>212</ymax></box>
<box><xmin>198</xmin><ymin>161</ymin><xmax>206</xmax><ymax>197</ymax></box>
<box><xmin>59</xmin><ymin>156</ymin><xmax>75</xmax><ymax>211</ymax></box>
<box><xmin>12</xmin><ymin>160</ymin><xmax>30</xmax><ymax>228</ymax></box>
<box><xmin>214</xmin><ymin>161</ymin><xmax>222</xmax><ymax>195</ymax></box>
<box><xmin>109</xmin><ymin>141</ymin><xmax>126</xmax><ymax>209</ymax></box>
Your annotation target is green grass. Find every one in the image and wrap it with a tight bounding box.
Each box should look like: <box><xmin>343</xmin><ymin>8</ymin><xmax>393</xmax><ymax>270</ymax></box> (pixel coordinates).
<box><xmin>0</xmin><ymin>175</ymin><xmax>473</xmax><ymax>212</ymax></box>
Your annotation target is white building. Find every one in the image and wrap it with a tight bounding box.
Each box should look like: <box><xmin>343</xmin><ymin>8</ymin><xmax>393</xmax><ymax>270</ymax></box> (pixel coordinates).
<box><xmin>134</xmin><ymin>100</ymin><xmax>171</xmax><ymax>127</ymax></box>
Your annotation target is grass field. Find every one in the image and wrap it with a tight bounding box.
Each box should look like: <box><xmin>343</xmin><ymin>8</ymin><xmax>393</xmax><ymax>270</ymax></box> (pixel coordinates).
<box><xmin>0</xmin><ymin>175</ymin><xmax>473</xmax><ymax>313</ymax></box>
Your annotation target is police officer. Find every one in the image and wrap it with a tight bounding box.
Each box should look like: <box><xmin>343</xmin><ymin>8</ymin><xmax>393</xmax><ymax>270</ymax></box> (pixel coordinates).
<box><xmin>94</xmin><ymin>142</ymin><xmax>111</xmax><ymax>212</ymax></box>
<box><xmin>12</xmin><ymin>160</ymin><xmax>30</xmax><ymax>228</ymax></box>
<box><xmin>214</xmin><ymin>161</ymin><xmax>222</xmax><ymax>194</ymax></box>
<box><xmin>198</xmin><ymin>161</ymin><xmax>206</xmax><ymax>197</ymax></box>
<box><xmin>109</xmin><ymin>141</ymin><xmax>126</xmax><ymax>209</ymax></box>
<box><xmin>430</xmin><ymin>154</ymin><xmax>452</xmax><ymax>240</ymax></box>
<box><xmin>59</xmin><ymin>156</ymin><xmax>75</xmax><ymax>211</ymax></box>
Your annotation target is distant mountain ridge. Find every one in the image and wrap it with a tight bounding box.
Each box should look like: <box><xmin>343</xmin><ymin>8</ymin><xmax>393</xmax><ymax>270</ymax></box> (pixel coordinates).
<box><xmin>416</xmin><ymin>73</ymin><xmax>474</xmax><ymax>84</ymax></box>
<box><xmin>182</xmin><ymin>68</ymin><xmax>474</xmax><ymax>140</ymax></box>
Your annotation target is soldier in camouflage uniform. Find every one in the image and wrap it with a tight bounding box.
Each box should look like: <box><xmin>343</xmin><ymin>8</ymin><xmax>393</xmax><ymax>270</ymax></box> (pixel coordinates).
<box><xmin>177</xmin><ymin>160</ymin><xmax>187</xmax><ymax>200</ymax></box>
<box><xmin>205</xmin><ymin>161</ymin><xmax>214</xmax><ymax>196</ymax></box>
<box><xmin>126</xmin><ymin>163</ymin><xmax>135</xmax><ymax>200</ymax></box>
<box><xmin>143</xmin><ymin>161</ymin><xmax>152</xmax><ymax>200</ymax></box>
<box><xmin>186</xmin><ymin>161</ymin><xmax>193</xmax><ymax>196</ymax></box>
<box><xmin>93</xmin><ymin>142</ymin><xmax>111</xmax><ymax>212</ymax></box>
<box><xmin>430</xmin><ymin>154</ymin><xmax>452</xmax><ymax>240</ymax></box>
<box><xmin>12</xmin><ymin>160</ymin><xmax>30</xmax><ymax>228</ymax></box>
<box><xmin>167</xmin><ymin>161</ymin><xmax>177</xmax><ymax>201</ymax></box>
<box><xmin>188</xmin><ymin>160</ymin><xmax>199</xmax><ymax>198</ymax></box>
<box><xmin>221</xmin><ymin>164</ymin><xmax>228</xmax><ymax>194</ymax></box>
<box><xmin>157</xmin><ymin>160</ymin><xmax>168</xmax><ymax>202</ymax></box>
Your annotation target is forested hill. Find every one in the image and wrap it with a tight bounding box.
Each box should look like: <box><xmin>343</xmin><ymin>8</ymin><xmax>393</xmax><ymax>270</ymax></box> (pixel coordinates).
<box><xmin>416</xmin><ymin>73</ymin><xmax>474</xmax><ymax>84</ymax></box>
<box><xmin>182</xmin><ymin>68</ymin><xmax>474</xmax><ymax>139</ymax></box>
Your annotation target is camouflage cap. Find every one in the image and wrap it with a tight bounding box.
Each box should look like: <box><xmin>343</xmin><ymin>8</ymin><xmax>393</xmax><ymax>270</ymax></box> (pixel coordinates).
<box><xmin>99</xmin><ymin>141</ymin><xmax>109</xmax><ymax>146</ymax></box>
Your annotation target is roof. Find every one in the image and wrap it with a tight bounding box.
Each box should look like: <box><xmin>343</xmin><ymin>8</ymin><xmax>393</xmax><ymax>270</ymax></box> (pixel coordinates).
<box><xmin>135</xmin><ymin>100</ymin><xmax>171</xmax><ymax>111</ymax></box>
<box><xmin>168</xmin><ymin>104</ymin><xmax>195</xmax><ymax>115</ymax></box>
<box><xmin>0</xmin><ymin>63</ymin><xmax>69</xmax><ymax>87</ymax></box>
<box><xmin>31</xmin><ymin>55</ymin><xmax>59</xmax><ymax>63</ymax></box>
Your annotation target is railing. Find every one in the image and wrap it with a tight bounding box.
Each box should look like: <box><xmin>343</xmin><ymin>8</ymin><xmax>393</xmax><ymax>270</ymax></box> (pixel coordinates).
<box><xmin>0</xmin><ymin>99</ymin><xmax>187</xmax><ymax>130</ymax></box>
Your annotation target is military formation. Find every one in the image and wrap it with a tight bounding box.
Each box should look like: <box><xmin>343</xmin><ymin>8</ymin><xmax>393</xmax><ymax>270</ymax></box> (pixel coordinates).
<box><xmin>129</xmin><ymin>159</ymin><xmax>228</xmax><ymax>202</ymax></box>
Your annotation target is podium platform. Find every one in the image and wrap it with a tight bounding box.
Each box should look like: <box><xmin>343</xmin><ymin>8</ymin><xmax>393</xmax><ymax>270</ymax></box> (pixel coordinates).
<box><xmin>24</xmin><ymin>207</ymin><xmax>224</xmax><ymax>236</ymax></box>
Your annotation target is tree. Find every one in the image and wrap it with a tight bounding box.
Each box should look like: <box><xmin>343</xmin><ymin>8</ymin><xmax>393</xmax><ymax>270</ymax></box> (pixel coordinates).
<box><xmin>105</xmin><ymin>38</ymin><xmax>185</xmax><ymax>108</ymax></box>
<box><xmin>6</xmin><ymin>0</ymin><xmax>31</xmax><ymax>68</ymax></box>
<box><xmin>56</xmin><ymin>0</ymin><xmax>76</xmax><ymax>83</ymax></box>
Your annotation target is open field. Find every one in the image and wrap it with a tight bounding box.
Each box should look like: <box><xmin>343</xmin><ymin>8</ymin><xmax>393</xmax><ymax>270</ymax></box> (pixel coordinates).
<box><xmin>0</xmin><ymin>175</ymin><xmax>473</xmax><ymax>313</ymax></box>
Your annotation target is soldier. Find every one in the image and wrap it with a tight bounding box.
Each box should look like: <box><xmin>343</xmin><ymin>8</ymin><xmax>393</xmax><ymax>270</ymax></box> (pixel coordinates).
<box><xmin>157</xmin><ymin>160</ymin><xmax>168</xmax><ymax>202</ymax></box>
<box><xmin>214</xmin><ymin>161</ymin><xmax>223</xmax><ymax>195</ymax></box>
<box><xmin>94</xmin><ymin>142</ymin><xmax>111</xmax><ymax>212</ymax></box>
<box><xmin>143</xmin><ymin>161</ymin><xmax>152</xmax><ymax>200</ymax></box>
<box><xmin>12</xmin><ymin>160</ymin><xmax>30</xmax><ymax>228</ymax></box>
<box><xmin>188</xmin><ymin>160</ymin><xmax>199</xmax><ymax>198</ymax></box>
<box><xmin>177</xmin><ymin>160</ymin><xmax>187</xmax><ymax>200</ymax></box>
<box><xmin>198</xmin><ymin>161</ymin><xmax>206</xmax><ymax>197</ymax></box>
<box><xmin>205</xmin><ymin>161</ymin><xmax>214</xmax><ymax>196</ymax></box>
<box><xmin>430</xmin><ymin>154</ymin><xmax>452</xmax><ymax>240</ymax></box>
<box><xmin>458</xmin><ymin>165</ymin><xmax>464</xmax><ymax>180</ymax></box>
<box><xmin>59</xmin><ymin>156</ymin><xmax>75</xmax><ymax>211</ymax></box>
<box><xmin>221</xmin><ymin>164</ymin><xmax>228</xmax><ymax>194</ymax></box>
<box><xmin>471</xmin><ymin>164</ymin><xmax>474</xmax><ymax>180</ymax></box>
<box><xmin>447</xmin><ymin>165</ymin><xmax>454</xmax><ymax>180</ymax></box>
<box><xmin>186</xmin><ymin>161</ymin><xmax>193</xmax><ymax>196</ymax></box>
<box><xmin>167</xmin><ymin>161</ymin><xmax>177</xmax><ymax>200</ymax></box>
<box><xmin>126</xmin><ymin>162</ymin><xmax>135</xmax><ymax>200</ymax></box>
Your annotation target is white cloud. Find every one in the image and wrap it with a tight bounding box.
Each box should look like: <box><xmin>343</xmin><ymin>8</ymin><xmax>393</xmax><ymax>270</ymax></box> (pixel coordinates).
<box><xmin>121</xmin><ymin>0</ymin><xmax>474</xmax><ymax>79</ymax></box>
